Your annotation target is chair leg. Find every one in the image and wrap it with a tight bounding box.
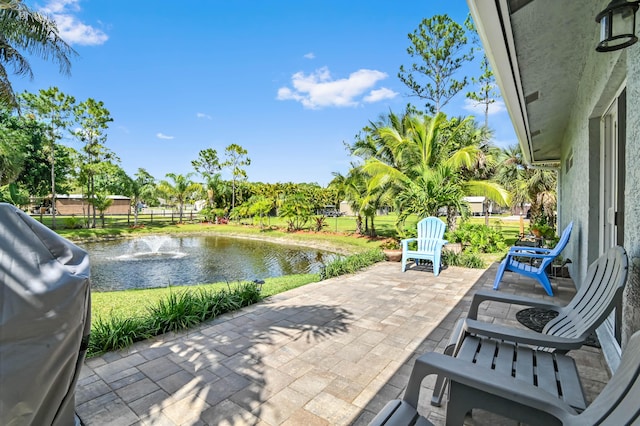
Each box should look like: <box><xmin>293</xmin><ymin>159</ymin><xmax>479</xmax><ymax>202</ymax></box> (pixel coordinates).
<box><xmin>538</xmin><ymin>273</ymin><xmax>554</xmax><ymax>296</ymax></box>
<box><xmin>493</xmin><ymin>258</ymin><xmax>509</xmax><ymax>290</ymax></box>
<box><xmin>431</xmin><ymin>320</ymin><xmax>464</xmax><ymax>407</ymax></box>
<box><xmin>402</xmin><ymin>253</ymin><xmax>408</xmax><ymax>272</ymax></box>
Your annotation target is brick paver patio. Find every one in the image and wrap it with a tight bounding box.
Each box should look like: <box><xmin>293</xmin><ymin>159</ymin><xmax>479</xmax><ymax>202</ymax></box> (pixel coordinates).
<box><xmin>76</xmin><ymin>261</ymin><xmax>609</xmax><ymax>425</ymax></box>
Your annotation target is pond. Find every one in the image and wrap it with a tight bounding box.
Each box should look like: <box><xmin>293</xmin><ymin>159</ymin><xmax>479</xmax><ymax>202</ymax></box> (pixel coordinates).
<box><xmin>81</xmin><ymin>235</ymin><xmax>341</xmax><ymax>292</ymax></box>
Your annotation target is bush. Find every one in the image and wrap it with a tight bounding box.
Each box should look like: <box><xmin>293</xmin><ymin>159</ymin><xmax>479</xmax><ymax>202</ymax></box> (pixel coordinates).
<box><xmin>88</xmin><ymin>281</ymin><xmax>263</xmax><ymax>357</ymax></box>
<box><xmin>89</xmin><ymin>315</ymin><xmax>152</xmax><ymax>354</ymax></box>
<box><xmin>319</xmin><ymin>249</ymin><xmax>385</xmax><ymax>280</ymax></box>
<box><xmin>446</xmin><ymin>222</ymin><xmax>507</xmax><ymax>254</ymax></box>
<box><xmin>442</xmin><ymin>250</ymin><xmax>485</xmax><ymax>269</ymax></box>
<box><xmin>64</xmin><ymin>215</ymin><xmax>83</xmax><ymax>229</ymax></box>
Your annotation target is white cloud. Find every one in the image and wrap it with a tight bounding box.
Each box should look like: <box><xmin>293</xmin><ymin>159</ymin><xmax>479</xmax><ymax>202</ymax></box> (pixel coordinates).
<box><xmin>196</xmin><ymin>112</ymin><xmax>212</xmax><ymax>120</ymax></box>
<box><xmin>304</xmin><ymin>52</ymin><xmax>315</xmax><ymax>59</ymax></box>
<box><xmin>277</xmin><ymin>66</ymin><xmax>392</xmax><ymax>109</ymax></box>
<box><xmin>156</xmin><ymin>133</ymin><xmax>175</xmax><ymax>140</ymax></box>
<box><xmin>40</xmin><ymin>0</ymin><xmax>108</xmax><ymax>46</ymax></box>
<box><xmin>463</xmin><ymin>98</ymin><xmax>507</xmax><ymax>116</ymax></box>
<box><xmin>363</xmin><ymin>87</ymin><xmax>397</xmax><ymax>103</ymax></box>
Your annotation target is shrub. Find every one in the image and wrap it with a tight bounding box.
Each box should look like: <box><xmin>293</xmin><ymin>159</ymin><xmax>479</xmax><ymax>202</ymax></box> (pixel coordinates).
<box><xmin>88</xmin><ymin>281</ymin><xmax>263</xmax><ymax>357</ymax></box>
<box><xmin>147</xmin><ymin>290</ymin><xmax>205</xmax><ymax>334</ymax></box>
<box><xmin>88</xmin><ymin>315</ymin><xmax>152</xmax><ymax>354</ymax></box>
<box><xmin>441</xmin><ymin>250</ymin><xmax>485</xmax><ymax>269</ymax></box>
<box><xmin>446</xmin><ymin>222</ymin><xmax>507</xmax><ymax>253</ymax></box>
<box><xmin>313</xmin><ymin>216</ymin><xmax>328</xmax><ymax>232</ymax></box>
<box><xmin>64</xmin><ymin>215</ymin><xmax>83</xmax><ymax>229</ymax></box>
<box><xmin>319</xmin><ymin>249</ymin><xmax>385</xmax><ymax>280</ymax></box>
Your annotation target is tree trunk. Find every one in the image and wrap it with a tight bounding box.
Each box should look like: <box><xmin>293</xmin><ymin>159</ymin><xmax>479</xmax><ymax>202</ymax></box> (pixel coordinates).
<box><xmin>446</xmin><ymin>206</ymin><xmax>457</xmax><ymax>231</ymax></box>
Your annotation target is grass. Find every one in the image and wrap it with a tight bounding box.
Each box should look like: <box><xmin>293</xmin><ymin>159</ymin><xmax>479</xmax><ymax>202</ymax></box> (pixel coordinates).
<box><xmin>91</xmin><ymin>274</ymin><xmax>319</xmax><ymax>320</ymax></box>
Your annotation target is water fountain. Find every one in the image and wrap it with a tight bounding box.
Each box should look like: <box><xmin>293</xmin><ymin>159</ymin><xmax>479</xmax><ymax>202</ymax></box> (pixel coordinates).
<box><xmin>115</xmin><ymin>235</ymin><xmax>187</xmax><ymax>260</ymax></box>
<box><xmin>84</xmin><ymin>235</ymin><xmax>341</xmax><ymax>291</ymax></box>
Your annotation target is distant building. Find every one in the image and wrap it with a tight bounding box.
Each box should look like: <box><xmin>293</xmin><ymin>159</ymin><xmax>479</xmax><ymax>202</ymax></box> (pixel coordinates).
<box><xmin>54</xmin><ymin>194</ymin><xmax>131</xmax><ymax>215</ymax></box>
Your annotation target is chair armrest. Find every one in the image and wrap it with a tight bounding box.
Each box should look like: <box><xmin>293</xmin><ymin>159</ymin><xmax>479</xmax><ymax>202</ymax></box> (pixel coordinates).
<box><xmin>468</xmin><ymin>289</ymin><xmax>563</xmax><ymax>319</ymax></box>
<box><xmin>403</xmin><ymin>352</ymin><xmax>577</xmax><ymax>422</ymax></box>
<box><xmin>509</xmin><ymin>246</ymin><xmax>552</xmax><ymax>254</ymax></box>
<box><xmin>462</xmin><ymin>319</ymin><xmax>584</xmax><ymax>351</ymax></box>
<box><xmin>507</xmin><ymin>252</ymin><xmax>554</xmax><ymax>259</ymax></box>
<box><xmin>401</xmin><ymin>238</ymin><xmax>448</xmax><ymax>250</ymax></box>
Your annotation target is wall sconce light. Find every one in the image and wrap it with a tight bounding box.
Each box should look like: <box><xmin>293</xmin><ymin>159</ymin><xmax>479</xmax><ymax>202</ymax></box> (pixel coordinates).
<box><xmin>596</xmin><ymin>0</ymin><xmax>640</xmax><ymax>51</ymax></box>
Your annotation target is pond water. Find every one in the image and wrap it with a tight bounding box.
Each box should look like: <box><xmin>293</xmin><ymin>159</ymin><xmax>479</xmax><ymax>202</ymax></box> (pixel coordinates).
<box><xmin>81</xmin><ymin>235</ymin><xmax>340</xmax><ymax>292</ymax></box>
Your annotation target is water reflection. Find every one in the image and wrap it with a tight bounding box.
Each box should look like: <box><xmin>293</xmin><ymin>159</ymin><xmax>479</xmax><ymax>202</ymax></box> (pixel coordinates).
<box><xmin>82</xmin><ymin>235</ymin><xmax>340</xmax><ymax>292</ymax></box>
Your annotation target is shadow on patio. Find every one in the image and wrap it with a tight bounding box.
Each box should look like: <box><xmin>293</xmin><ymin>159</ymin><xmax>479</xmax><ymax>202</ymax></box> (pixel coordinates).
<box><xmin>75</xmin><ymin>261</ymin><xmax>609</xmax><ymax>425</ymax></box>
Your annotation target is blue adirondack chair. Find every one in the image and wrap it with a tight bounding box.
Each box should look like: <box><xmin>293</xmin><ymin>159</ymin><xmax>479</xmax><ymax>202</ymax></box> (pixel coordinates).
<box><xmin>493</xmin><ymin>222</ymin><xmax>573</xmax><ymax>296</ymax></box>
<box><xmin>401</xmin><ymin>217</ymin><xmax>447</xmax><ymax>276</ymax></box>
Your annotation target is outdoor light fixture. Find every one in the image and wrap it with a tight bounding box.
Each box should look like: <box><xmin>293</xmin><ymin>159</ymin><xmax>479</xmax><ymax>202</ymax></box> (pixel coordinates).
<box><xmin>596</xmin><ymin>0</ymin><xmax>640</xmax><ymax>52</ymax></box>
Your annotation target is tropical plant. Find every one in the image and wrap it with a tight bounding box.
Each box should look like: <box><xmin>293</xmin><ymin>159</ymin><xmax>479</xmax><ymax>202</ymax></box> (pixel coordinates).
<box><xmin>157</xmin><ymin>173</ymin><xmax>200</xmax><ymax>223</ymax></box>
<box><xmin>446</xmin><ymin>222</ymin><xmax>507</xmax><ymax>253</ymax></box>
<box><xmin>495</xmin><ymin>144</ymin><xmax>557</xmax><ymax>227</ymax></box>
<box><xmin>126</xmin><ymin>168</ymin><xmax>155</xmax><ymax>226</ymax></box>
<box><xmin>279</xmin><ymin>193</ymin><xmax>312</xmax><ymax>231</ymax></box>
<box><xmin>358</xmin><ymin>111</ymin><xmax>510</xmax><ymax>232</ymax></box>
<box><xmin>0</xmin><ymin>1</ymin><xmax>76</xmax><ymax>108</ymax></box>
<box><xmin>91</xmin><ymin>193</ymin><xmax>113</xmax><ymax>228</ymax></box>
<box><xmin>246</xmin><ymin>195</ymin><xmax>272</xmax><ymax>228</ymax></box>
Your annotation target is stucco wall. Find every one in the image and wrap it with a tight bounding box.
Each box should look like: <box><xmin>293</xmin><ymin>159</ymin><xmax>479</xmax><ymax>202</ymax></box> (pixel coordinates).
<box><xmin>560</xmin><ymin>43</ymin><xmax>640</xmax><ymax>349</ymax></box>
<box><xmin>623</xmin><ymin>43</ymin><xmax>640</xmax><ymax>346</ymax></box>
<box><xmin>557</xmin><ymin>47</ymin><xmax>626</xmax><ymax>284</ymax></box>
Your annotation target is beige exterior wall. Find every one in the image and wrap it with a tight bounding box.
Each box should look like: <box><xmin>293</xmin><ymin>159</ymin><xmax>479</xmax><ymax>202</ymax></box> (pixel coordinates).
<box><xmin>55</xmin><ymin>197</ymin><xmax>131</xmax><ymax>215</ymax></box>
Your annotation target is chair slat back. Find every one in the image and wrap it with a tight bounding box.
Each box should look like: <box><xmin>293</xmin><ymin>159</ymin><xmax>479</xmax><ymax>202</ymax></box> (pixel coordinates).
<box><xmin>572</xmin><ymin>330</ymin><xmax>640</xmax><ymax>425</ymax></box>
<box><xmin>549</xmin><ymin>222</ymin><xmax>573</xmax><ymax>257</ymax></box>
<box><xmin>416</xmin><ymin>217</ymin><xmax>446</xmax><ymax>252</ymax></box>
<box><xmin>542</xmin><ymin>246</ymin><xmax>628</xmax><ymax>344</ymax></box>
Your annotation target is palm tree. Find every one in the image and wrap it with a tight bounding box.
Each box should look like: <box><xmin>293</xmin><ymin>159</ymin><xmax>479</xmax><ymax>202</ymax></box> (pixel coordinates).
<box><xmin>91</xmin><ymin>192</ymin><xmax>113</xmax><ymax>228</ymax></box>
<box><xmin>157</xmin><ymin>173</ymin><xmax>199</xmax><ymax>223</ymax></box>
<box><xmin>127</xmin><ymin>168</ymin><xmax>155</xmax><ymax>226</ymax></box>
<box><xmin>361</xmin><ymin>111</ymin><xmax>509</xmax><ymax>231</ymax></box>
<box><xmin>330</xmin><ymin>166</ymin><xmax>370</xmax><ymax>235</ymax></box>
<box><xmin>0</xmin><ymin>1</ymin><xmax>76</xmax><ymax>108</ymax></box>
<box><xmin>496</xmin><ymin>144</ymin><xmax>557</xmax><ymax>227</ymax></box>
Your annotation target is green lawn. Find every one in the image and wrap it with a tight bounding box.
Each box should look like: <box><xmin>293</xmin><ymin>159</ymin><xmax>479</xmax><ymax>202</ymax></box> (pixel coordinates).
<box><xmin>91</xmin><ymin>274</ymin><xmax>319</xmax><ymax>320</ymax></box>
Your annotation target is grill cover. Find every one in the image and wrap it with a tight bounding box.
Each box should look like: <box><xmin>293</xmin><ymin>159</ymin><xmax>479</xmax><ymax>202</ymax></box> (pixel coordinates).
<box><xmin>0</xmin><ymin>203</ymin><xmax>91</xmax><ymax>425</ymax></box>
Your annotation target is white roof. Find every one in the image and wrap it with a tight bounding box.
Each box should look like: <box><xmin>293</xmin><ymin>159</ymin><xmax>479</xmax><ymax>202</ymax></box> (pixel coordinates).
<box><xmin>463</xmin><ymin>196</ymin><xmax>486</xmax><ymax>203</ymax></box>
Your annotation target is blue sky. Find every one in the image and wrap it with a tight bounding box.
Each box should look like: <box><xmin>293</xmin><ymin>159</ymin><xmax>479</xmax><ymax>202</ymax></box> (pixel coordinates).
<box><xmin>17</xmin><ymin>0</ymin><xmax>517</xmax><ymax>186</ymax></box>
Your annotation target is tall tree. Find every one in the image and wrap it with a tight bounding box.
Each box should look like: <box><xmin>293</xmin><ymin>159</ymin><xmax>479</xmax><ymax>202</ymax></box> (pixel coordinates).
<box><xmin>72</xmin><ymin>98</ymin><xmax>114</xmax><ymax>227</ymax></box>
<box><xmin>191</xmin><ymin>148</ymin><xmax>221</xmax><ymax>178</ymax></box>
<box><xmin>0</xmin><ymin>108</ymin><xmax>29</xmax><ymax>185</ymax></box>
<box><xmin>466</xmin><ymin>55</ymin><xmax>498</xmax><ymax>129</ymax></box>
<box><xmin>398</xmin><ymin>14</ymin><xmax>474</xmax><ymax>115</ymax></box>
<box><xmin>20</xmin><ymin>87</ymin><xmax>76</xmax><ymax>229</ymax></box>
<box><xmin>0</xmin><ymin>1</ymin><xmax>76</xmax><ymax>108</ymax></box>
<box><xmin>6</xmin><ymin>110</ymin><xmax>76</xmax><ymax>199</ymax></box>
<box><xmin>222</xmin><ymin>143</ymin><xmax>250</xmax><ymax>211</ymax></box>
<box><xmin>192</xmin><ymin>147</ymin><xmax>223</xmax><ymax>209</ymax></box>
